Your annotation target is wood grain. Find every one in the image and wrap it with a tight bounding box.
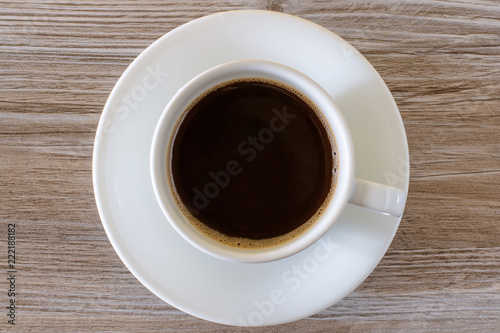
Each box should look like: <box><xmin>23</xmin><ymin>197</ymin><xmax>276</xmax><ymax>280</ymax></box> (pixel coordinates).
<box><xmin>1</xmin><ymin>0</ymin><xmax>499</xmax><ymax>331</ymax></box>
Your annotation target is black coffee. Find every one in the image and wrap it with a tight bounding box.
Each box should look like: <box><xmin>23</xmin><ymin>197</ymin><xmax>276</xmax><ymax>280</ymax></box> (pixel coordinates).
<box><xmin>168</xmin><ymin>79</ymin><xmax>337</xmax><ymax>248</ymax></box>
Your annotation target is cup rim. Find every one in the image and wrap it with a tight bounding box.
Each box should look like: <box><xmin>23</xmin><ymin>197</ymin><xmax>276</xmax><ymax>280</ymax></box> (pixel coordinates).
<box><xmin>150</xmin><ymin>60</ymin><xmax>354</xmax><ymax>263</ymax></box>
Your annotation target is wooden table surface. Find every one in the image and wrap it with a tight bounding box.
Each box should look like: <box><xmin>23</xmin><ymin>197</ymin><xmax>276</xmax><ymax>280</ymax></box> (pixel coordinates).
<box><xmin>1</xmin><ymin>0</ymin><xmax>499</xmax><ymax>331</ymax></box>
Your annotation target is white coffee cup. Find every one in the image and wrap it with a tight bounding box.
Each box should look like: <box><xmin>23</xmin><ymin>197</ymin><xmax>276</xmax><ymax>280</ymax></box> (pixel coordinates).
<box><xmin>150</xmin><ymin>60</ymin><xmax>406</xmax><ymax>263</ymax></box>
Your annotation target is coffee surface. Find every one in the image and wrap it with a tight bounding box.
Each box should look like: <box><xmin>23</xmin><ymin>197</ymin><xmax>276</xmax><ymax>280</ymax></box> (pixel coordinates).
<box><xmin>169</xmin><ymin>79</ymin><xmax>336</xmax><ymax>247</ymax></box>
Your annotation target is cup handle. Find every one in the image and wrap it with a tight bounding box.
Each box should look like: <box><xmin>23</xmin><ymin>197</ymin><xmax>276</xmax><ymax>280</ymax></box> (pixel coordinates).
<box><xmin>348</xmin><ymin>178</ymin><xmax>406</xmax><ymax>216</ymax></box>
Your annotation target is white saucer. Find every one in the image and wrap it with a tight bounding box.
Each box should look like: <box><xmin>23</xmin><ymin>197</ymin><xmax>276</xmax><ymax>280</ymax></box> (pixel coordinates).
<box><xmin>93</xmin><ymin>10</ymin><xmax>409</xmax><ymax>326</ymax></box>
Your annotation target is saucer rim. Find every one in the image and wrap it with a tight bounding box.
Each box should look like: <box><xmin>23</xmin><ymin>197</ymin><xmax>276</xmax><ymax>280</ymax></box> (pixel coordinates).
<box><xmin>93</xmin><ymin>9</ymin><xmax>409</xmax><ymax>326</ymax></box>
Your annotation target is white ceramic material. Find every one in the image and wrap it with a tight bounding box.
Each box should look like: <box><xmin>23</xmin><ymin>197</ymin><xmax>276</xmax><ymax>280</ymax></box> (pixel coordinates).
<box><xmin>93</xmin><ymin>10</ymin><xmax>409</xmax><ymax>326</ymax></box>
<box><xmin>150</xmin><ymin>60</ymin><xmax>406</xmax><ymax>263</ymax></box>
